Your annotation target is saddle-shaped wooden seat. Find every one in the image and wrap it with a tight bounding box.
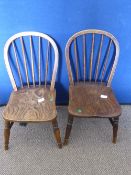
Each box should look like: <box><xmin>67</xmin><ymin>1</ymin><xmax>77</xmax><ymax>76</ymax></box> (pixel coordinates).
<box><xmin>68</xmin><ymin>83</ymin><xmax>121</xmax><ymax>117</ymax></box>
<box><xmin>4</xmin><ymin>87</ymin><xmax>56</xmax><ymax>122</ymax></box>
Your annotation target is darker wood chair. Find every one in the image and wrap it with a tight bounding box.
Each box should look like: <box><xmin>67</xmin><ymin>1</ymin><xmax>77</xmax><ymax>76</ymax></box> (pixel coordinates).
<box><xmin>3</xmin><ymin>32</ymin><xmax>62</xmax><ymax>150</ymax></box>
<box><xmin>64</xmin><ymin>29</ymin><xmax>121</xmax><ymax>145</ymax></box>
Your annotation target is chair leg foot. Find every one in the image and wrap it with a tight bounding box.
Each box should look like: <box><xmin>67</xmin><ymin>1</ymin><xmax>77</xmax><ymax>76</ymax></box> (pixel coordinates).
<box><xmin>52</xmin><ymin>118</ymin><xmax>62</xmax><ymax>148</ymax></box>
<box><xmin>63</xmin><ymin>139</ymin><xmax>68</xmax><ymax>145</ymax></box>
<box><xmin>112</xmin><ymin>117</ymin><xmax>119</xmax><ymax>144</ymax></box>
<box><xmin>63</xmin><ymin>115</ymin><xmax>73</xmax><ymax>145</ymax></box>
<box><xmin>4</xmin><ymin>120</ymin><xmax>11</xmax><ymax>150</ymax></box>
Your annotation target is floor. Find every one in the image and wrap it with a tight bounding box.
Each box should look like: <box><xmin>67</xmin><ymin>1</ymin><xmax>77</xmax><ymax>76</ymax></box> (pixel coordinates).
<box><xmin>0</xmin><ymin>106</ymin><xmax>131</xmax><ymax>175</ymax></box>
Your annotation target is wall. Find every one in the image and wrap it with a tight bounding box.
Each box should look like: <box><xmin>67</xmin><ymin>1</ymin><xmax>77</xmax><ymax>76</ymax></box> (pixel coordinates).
<box><xmin>0</xmin><ymin>0</ymin><xmax>131</xmax><ymax>105</ymax></box>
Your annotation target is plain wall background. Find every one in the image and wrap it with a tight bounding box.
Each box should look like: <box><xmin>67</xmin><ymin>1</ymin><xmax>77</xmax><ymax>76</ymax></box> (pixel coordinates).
<box><xmin>0</xmin><ymin>0</ymin><xmax>131</xmax><ymax>105</ymax></box>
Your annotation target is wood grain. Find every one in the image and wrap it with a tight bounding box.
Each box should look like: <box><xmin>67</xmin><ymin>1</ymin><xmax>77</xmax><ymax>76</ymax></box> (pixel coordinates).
<box><xmin>68</xmin><ymin>82</ymin><xmax>121</xmax><ymax>117</ymax></box>
<box><xmin>4</xmin><ymin>86</ymin><xmax>56</xmax><ymax>122</ymax></box>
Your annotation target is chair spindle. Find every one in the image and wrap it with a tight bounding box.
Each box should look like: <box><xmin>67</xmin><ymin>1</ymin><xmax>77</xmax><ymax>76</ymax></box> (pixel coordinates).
<box><xmin>101</xmin><ymin>39</ymin><xmax>112</xmax><ymax>82</ymax></box>
<box><xmin>83</xmin><ymin>35</ymin><xmax>86</xmax><ymax>82</ymax></box>
<box><xmin>38</xmin><ymin>37</ymin><xmax>41</xmax><ymax>86</ymax></box>
<box><xmin>95</xmin><ymin>34</ymin><xmax>104</xmax><ymax>82</ymax></box>
<box><xmin>89</xmin><ymin>33</ymin><xmax>95</xmax><ymax>81</ymax></box>
<box><xmin>45</xmin><ymin>41</ymin><xmax>50</xmax><ymax>87</ymax></box>
<box><xmin>12</xmin><ymin>41</ymin><xmax>23</xmax><ymax>88</ymax></box>
<box><xmin>74</xmin><ymin>39</ymin><xmax>79</xmax><ymax>82</ymax></box>
<box><xmin>29</xmin><ymin>36</ymin><xmax>35</xmax><ymax>87</ymax></box>
<box><xmin>20</xmin><ymin>37</ymin><xmax>29</xmax><ymax>88</ymax></box>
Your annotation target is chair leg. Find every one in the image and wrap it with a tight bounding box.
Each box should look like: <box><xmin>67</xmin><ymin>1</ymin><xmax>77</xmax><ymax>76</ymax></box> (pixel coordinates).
<box><xmin>63</xmin><ymin>114</ymin><xmax>74</xmax><ymax>145</ymax></box>
<box><xmin>52</xmin><ymin>118</ymin><xmax>62</xmax><ymax>148</ymax></box>
<box><xmin>112</xmin><ymin>117</ymin><xmax>119</xmax><ymax>144</ymax></box>
<box><xmin>19</xmin><ymin>123</ymin><xmax>27</xmax><ymax>127</ymax></box>
<box><xmin>4</xmin><ymin>120</ymin><xmax>11</xmax><ymax>150</ymax></box>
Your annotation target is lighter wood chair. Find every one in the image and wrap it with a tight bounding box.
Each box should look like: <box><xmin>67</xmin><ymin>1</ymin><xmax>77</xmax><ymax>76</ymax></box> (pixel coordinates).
<box><xmin>3</xmin><ymin>32</ymin><xmax>62</xmax><ymax>150</ymax></box>
<box><xmin>64</xmin><ymin>29</ymin><xmax>121</xmax><ymax>145</ymax></box>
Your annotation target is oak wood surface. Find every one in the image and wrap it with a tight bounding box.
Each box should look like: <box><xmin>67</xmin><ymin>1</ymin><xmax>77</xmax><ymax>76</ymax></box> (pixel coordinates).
<box><xmin>3</xmin><ymin>86</ymin><xmax>56</xmax><ymax>122</ymax></box>
<box><xmin>68</xmin><ymin>82</ymin><xmax>121</xmax><ymax>117</ymax></box>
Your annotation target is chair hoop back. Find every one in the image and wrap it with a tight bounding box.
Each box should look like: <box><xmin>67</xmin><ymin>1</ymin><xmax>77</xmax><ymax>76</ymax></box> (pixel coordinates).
<box><xmin>65</xmin><ymin>29</ymin><xmax>119</xmax><ymax>86</ymax></box>
<box><xmin>4</xmin><ymin>31</ymin><xmax>59</xmax><ymax>91</ymax></box>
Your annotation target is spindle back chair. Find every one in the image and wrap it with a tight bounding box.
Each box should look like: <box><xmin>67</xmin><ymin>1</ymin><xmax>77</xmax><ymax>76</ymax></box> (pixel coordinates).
<box><xmin>65</xmin><ymin>29</ymin><xmax>119</xmax><ymax>86</ymax></box>
<box><xmin>64</xmin><ymin>29</ymin><xmax>121</xmax><ymax>145</ymax></box>
<box><xmin>3</xmin><ymin>32</ymin><xmax>62</xmax><ymax>150</ymax></box>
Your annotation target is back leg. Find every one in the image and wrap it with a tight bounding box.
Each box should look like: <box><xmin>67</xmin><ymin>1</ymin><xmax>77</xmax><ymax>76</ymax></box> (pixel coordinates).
<box><xmin>63</xmin><ymin>114</ymin><xmax>74</xmax><ymax>145</ymax></box>
<box><xmin>19</xmin><ymin>123</ymin><xmax>27</xmax><ymax>127</ymax></box>
<box><xmin>112</xmin><ymin>117</ymin><xmax>119</xmax><ymax>144</ymax></box>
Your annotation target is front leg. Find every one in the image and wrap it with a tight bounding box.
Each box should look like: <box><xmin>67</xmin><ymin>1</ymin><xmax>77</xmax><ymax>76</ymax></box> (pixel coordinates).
<box><xmin>4</xmin><ymin>120</ymin><xmax>11</xmax><ymax>150</ymax></box>
<box><xmin>52</xmin><ymin>118</ymin><xmax>62</xmax><ymax>148</ymax></box>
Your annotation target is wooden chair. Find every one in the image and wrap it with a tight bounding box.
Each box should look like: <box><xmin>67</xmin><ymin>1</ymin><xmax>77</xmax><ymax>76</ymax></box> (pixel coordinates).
<box><xmin>64</xmin><ymin>29</ymin><xmax>121</xmax><ymax>145</ymax></box>
<box><xmin>3</xmin><ymin>32</ymin><xmax>62</xmax><ymax>150</ymax></box>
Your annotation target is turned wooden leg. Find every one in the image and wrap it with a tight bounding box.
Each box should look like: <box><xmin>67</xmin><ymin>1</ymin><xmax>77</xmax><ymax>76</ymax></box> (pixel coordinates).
<box><xmin>52</xmin><ymin>118</ymin><xmax>62</xmax><ymax>148</ymax></box>
<box><xmin>112</xmin><ymin>117</ymin><xmax>119</xmax><ymax>144</ymax></box>
<box><xmin>63</xmin><ymin>114</ymin><xmax>73</xmax><ymax>145</ymax></box>
<box><xmin>4</xmin><ymin>120</ymin><xmax>11</xmax><ymax>150</ymax></box>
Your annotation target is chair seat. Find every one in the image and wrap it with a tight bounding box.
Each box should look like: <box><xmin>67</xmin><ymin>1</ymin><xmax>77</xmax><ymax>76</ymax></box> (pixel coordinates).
<box><xmin>3</xmin><ymin>87</ymin><xmax>56</xmax><ymax>122</ymax></box>
<box><xmin>68</xmin><ymin>83</ymin><xmax>121</xmax><ymax>118</ymax></box>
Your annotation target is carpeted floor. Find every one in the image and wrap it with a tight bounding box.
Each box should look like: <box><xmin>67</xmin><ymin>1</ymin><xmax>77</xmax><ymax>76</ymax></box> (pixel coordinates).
<box><xmin>0</xmin><ymin>105</ymin><xmax>131</xmax><ymax>175</ymax></box>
